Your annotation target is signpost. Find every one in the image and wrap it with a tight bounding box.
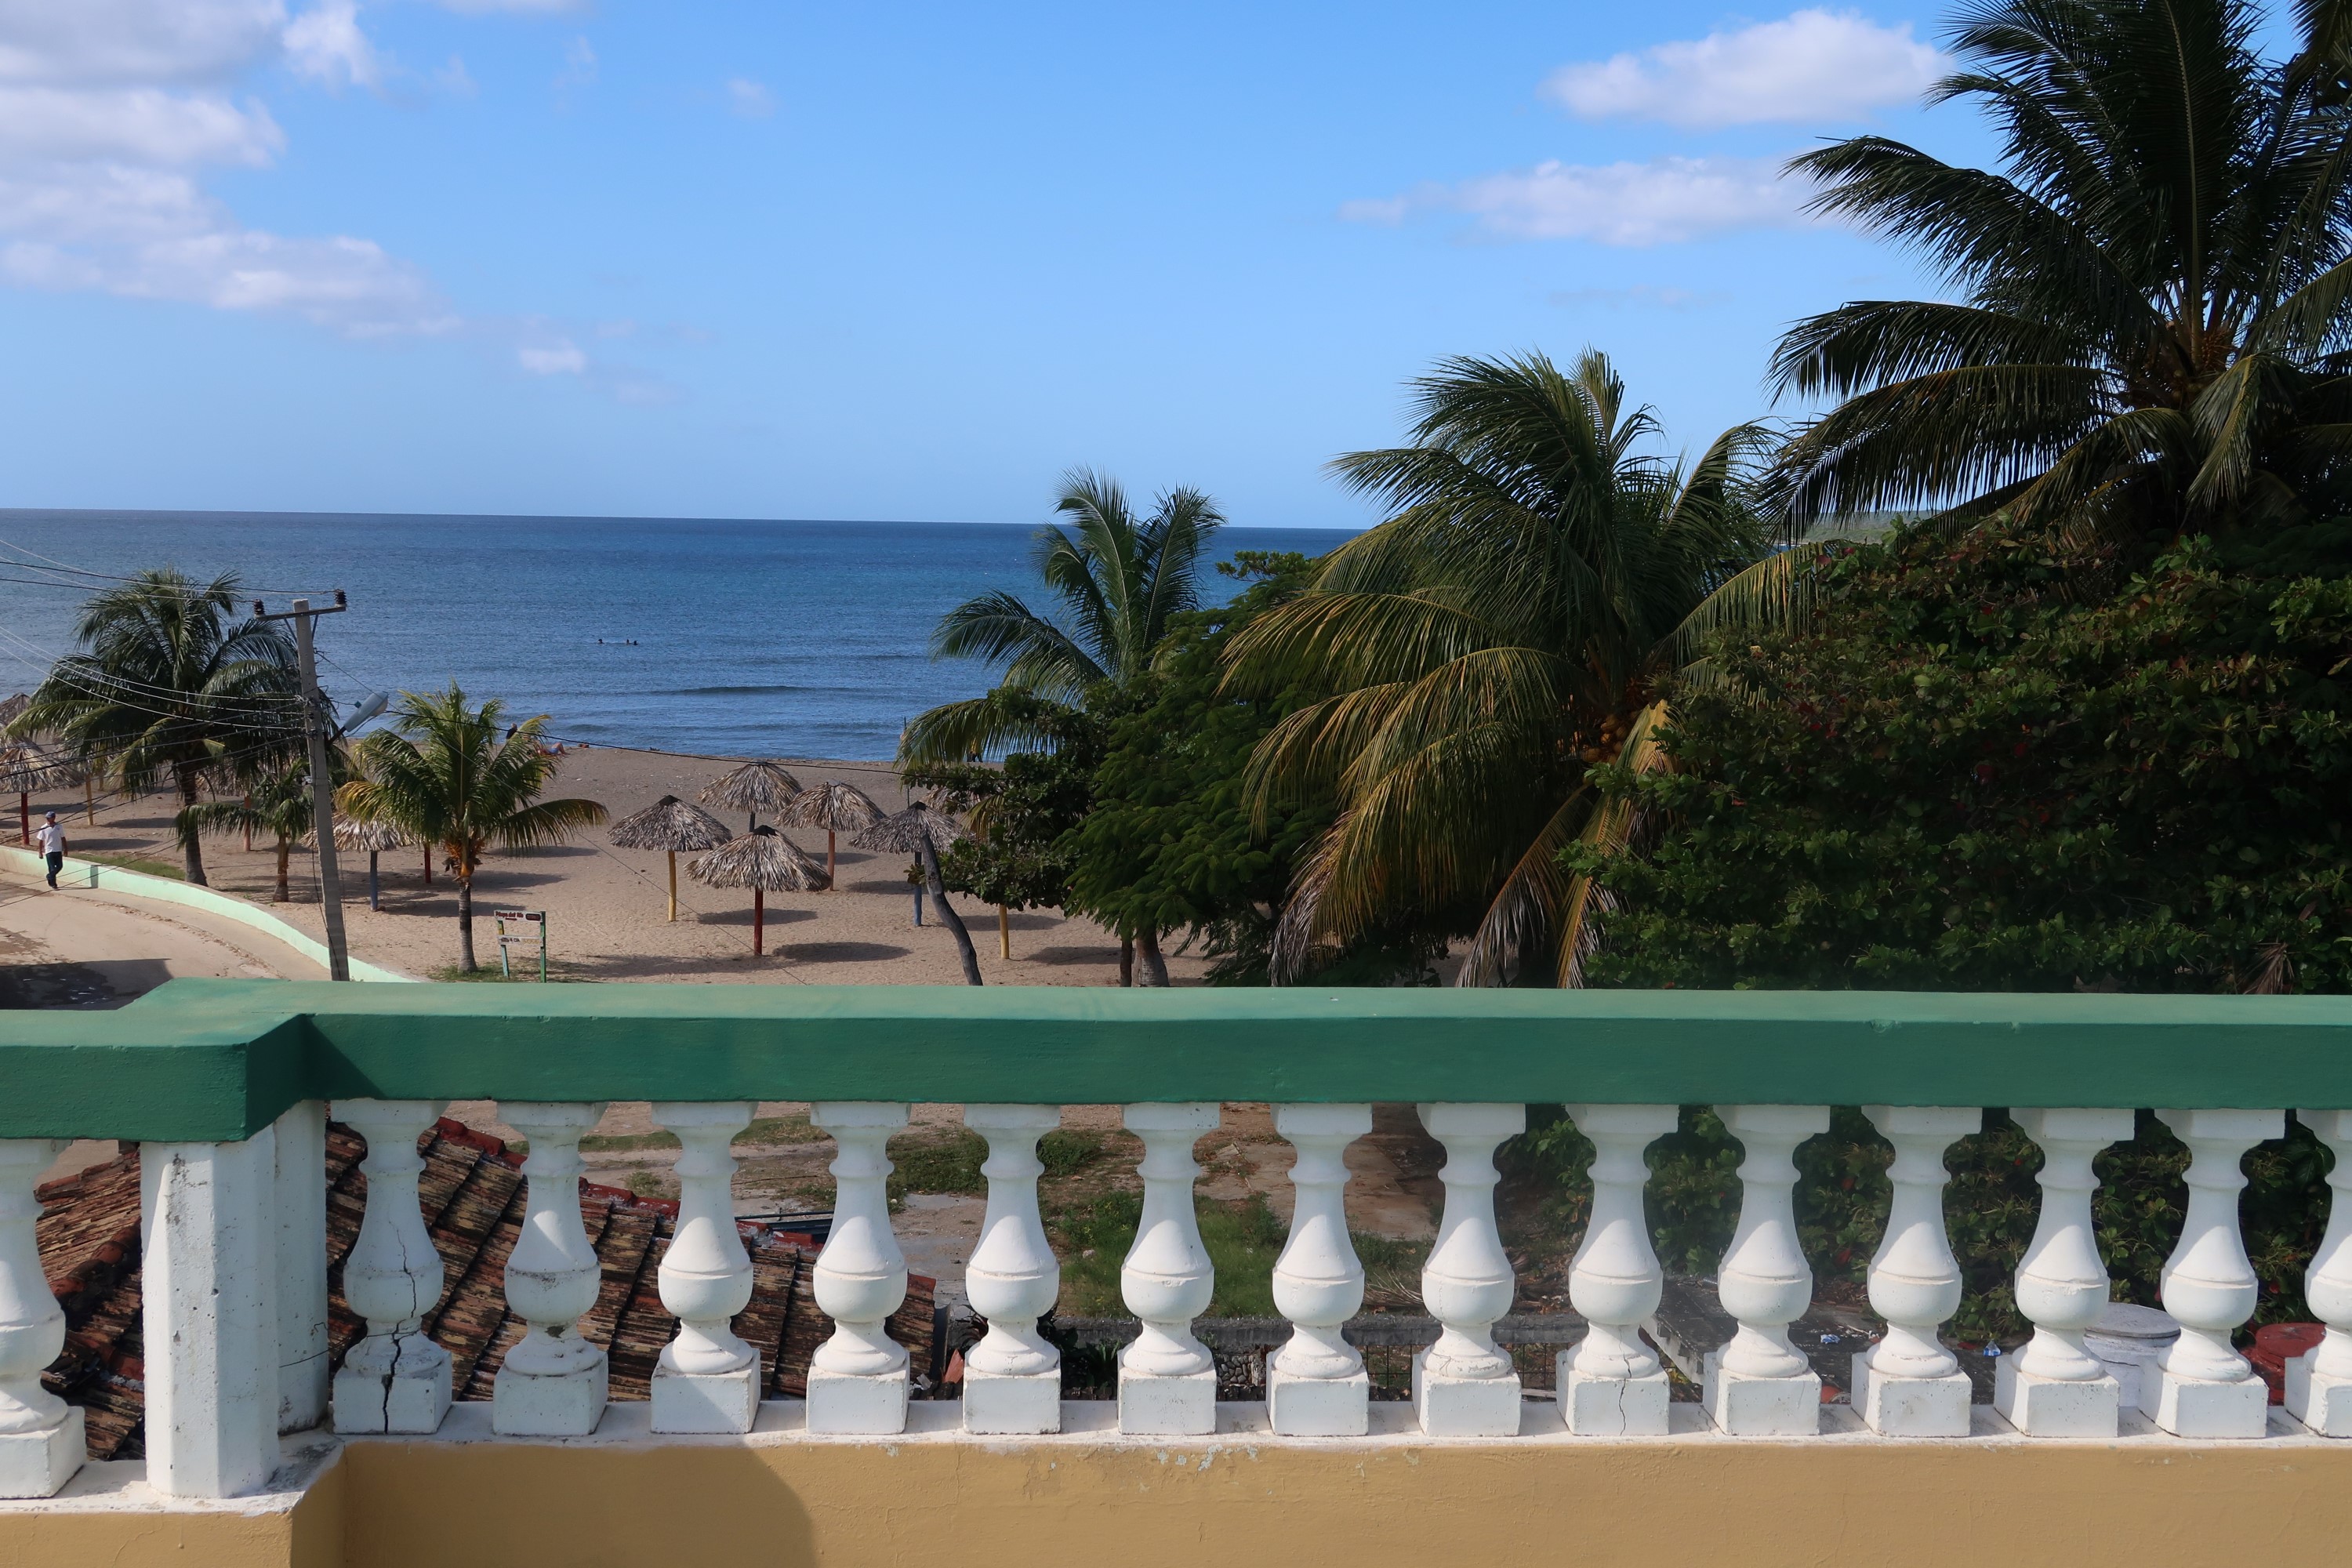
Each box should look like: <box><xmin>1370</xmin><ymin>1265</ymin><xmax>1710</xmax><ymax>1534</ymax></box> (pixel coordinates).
<box><xmin>494</xmin><ymin>909</ymin><xmax>547</xmax><ymax>981</ymax></box>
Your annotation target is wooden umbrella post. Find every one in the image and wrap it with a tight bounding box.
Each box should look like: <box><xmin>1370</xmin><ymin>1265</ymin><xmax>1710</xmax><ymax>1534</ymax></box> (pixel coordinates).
<box><xmin>998</xmin><ymin>904</ymin><xmax>1011</xmax><ymax>960</ymax></box>
<box><xmin>16</xmin><ymin>792</ymin><xmax>26</xmax><ymax>847</ymax></box>
<box><xmin>827</xmin><ymin>830</ymin><xmax>837</xmax><ymax>888</ymax></box>
<box><xmin>83</xmin><ymin>777</ymin><xmax>95</xmax><ymax>826</ymax></box>
<box><xmin>667</xmin><ymin>849</ymin><xmax>678</xmax><ymax>922</ymax></box>
<box><xmin>368</xmin><ymin>850</ymin><xmax>381</xmax><ymax>912</ymax></box>
<box><xmin>753</xmin><ymin>887</ymin><xmax>765</xmax><ymax>956</ymax></box>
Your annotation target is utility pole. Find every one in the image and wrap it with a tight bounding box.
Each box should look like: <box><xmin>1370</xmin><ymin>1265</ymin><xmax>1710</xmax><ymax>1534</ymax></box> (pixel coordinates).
<box><xmin>257</xmin><ymin>593</ymin><xmax>352</xmax><ymax>981</ymax></box>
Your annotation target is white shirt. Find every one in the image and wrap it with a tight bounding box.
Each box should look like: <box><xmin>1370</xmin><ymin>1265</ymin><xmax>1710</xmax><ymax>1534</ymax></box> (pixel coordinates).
<box><xmin>35</xmin><ymin>822</ymin><xmax>64</xmax><ymax>855</ymax></box>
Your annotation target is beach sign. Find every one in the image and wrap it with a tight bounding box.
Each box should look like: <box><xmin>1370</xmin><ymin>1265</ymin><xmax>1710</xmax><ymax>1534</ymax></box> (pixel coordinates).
<box><xmin>494</xmin><ymin>909</ymin><xmax>549</xmax><ymax>981</ymax></box>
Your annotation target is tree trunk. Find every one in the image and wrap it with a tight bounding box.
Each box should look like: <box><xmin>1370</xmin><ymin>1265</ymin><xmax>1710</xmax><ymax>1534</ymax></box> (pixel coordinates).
<box><xmin>1119</xmin><ymin>938</ymin><xmax>1134</xmax><ymax>987</ymax></box>
<box><xmin>458</xmin><ymin>873</ymin><xmax>477</xmax><ymax>972</ymax></box>
<box><xmin>274</xmin><ymin>837</ymin><xmax>290</xmax><ymax>902</ymax></box>
<box><xmin>1136</xmin><ymin>927</ymin><xmax>1170</xmax><ymax>987</ymax></box>
<box><xmin>753</xmin><ymin>888</ymin><xmax>765</xmax><ymax>956</ymax></box>
<box><xmin>176</xmin><ymin>764</ymin><xmax>207</xmax><ymax>885</ymax></box>
<box><xmin>423</xmin><ymin>846</ymin><xmax>433</xmax><ymax>886</ymax></box>
<box><xmin>917</xmin><ymin>840</ymin><xmax>983</xmax><ymax>985</ymax></box>
<box><xmin>826</xmin><ymin>829</ymin><xmax>837</xmax><ymax>888</ymax></box>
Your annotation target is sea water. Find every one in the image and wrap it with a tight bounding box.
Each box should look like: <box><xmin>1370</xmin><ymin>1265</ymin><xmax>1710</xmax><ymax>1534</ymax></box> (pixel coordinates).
<box><xmin>0</xmin><ymin>510</ymin><xmax>1348</xmax><ymax>759</ymax></box>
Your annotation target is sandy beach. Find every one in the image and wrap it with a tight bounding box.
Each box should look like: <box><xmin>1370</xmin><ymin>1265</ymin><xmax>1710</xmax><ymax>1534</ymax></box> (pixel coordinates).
<box><xmin>9</xmin><ymin>743</ymin><xmax>1206</xmax><ymax>986</ymax></box>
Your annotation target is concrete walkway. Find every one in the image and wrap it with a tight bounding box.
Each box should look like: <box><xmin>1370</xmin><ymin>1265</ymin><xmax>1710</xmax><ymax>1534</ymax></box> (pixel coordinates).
<box><xmin>0</xmin><ymin>862</ymin><xmax>311</xmax><ymax>1006</ymax></box>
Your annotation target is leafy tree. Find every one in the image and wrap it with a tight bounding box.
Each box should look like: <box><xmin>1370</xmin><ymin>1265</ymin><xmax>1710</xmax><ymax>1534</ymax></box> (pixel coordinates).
<box><xmin>1063</xmin><ymin>554</ymin><xmax>1344</xmax><ymax>984</ymax></box>
<box><xmin>338</xmin><ymin>685</ymin><xmax>607</xmax><ymax>971</ymax></box>
<box><xmin>909</xmin><ymin>733</ymin><xmax>1100</xmax><ymax>917</ymax></box>
<box><xmin>9</xmin><ymin>569</ymin><xmax>299</xmax><ymax>885</ymax></box>
<box><xmin>1221</xmin><ymin>351</ymin><xmax>1805</xmax><ymax>985</ymax></box>
<box><xmin>1774</xmin><ymin>0</ymin><xmax>2352</xmax><ymax>542</ymax></box>
<box><xmin>175</xmin><ymin>751</ymin><xmax>346</xmax><ymax>904</ymax></box>
<box><xmin>1570</xmin><ymin>516</ymin><xmax>2352</xmax><ymax>993</ymax></box>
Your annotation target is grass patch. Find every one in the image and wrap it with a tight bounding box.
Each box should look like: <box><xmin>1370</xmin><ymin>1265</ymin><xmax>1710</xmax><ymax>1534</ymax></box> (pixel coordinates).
<box><xmin>1051</xmin><ymin>1192</ymin><xmax>1289</xmax><ymax>1317</ymax></box>
<box><xmin>578</xmin><ymin>1130</ymin><xmax>679</xmax><ymax>1154</ymax></box>
<box><xmin>1039</xmin><ymin>1127</ymin><xmax>1106</xmax><ymax>1177</ymax></box>
<box><xmin>82</xmin><ymin>851</ymin><xmax>183</xmax><ymax>880</ymax></box>
<box><xmin>624</xmin><ymin>1169</ymin><xmax>673</xmax><ymax>1200</ymax></box>
<box><xmin>742</xmin><ymin>1114</ymin><xmax>823</xmax><ymax>1145</ymax></box>
<box><xmin>888</xmin><ymin>1127</ymin><xmax>989</xmax><ymax>1199</ymax></box>
<box><xmin>426</xmin><ymin>961</ymin><xmax>595</xmax><ymax>983</ymax></box>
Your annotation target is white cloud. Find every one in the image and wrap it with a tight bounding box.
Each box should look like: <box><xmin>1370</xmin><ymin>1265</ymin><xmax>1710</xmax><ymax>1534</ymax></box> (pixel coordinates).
<box><xmin>517</xmin><ymin>340</ymin><xmax>586</xmax><ymax>375</ymax></box>
<box><xmin>726</xmin><ymin>76</ymin><xmax>773</xmax><ymax>118</ymax></box>
<box><xmin>1343</xmin><ymin>156</ymin><xmax>1817</xmax><ymax>246</ymax></box>
<box><xmin>0</xmin><ymin>1</ymin><xmax>287</xmax><ymax>86</ymax></box>
<box><xmin>434</xmin><ymin>54</ymin><xmax>476</xmax><ymax>98</ymax></box>
<box><xmin>0</xmin><ymin>87</ymin><xmax>281</xmax><ymax>165</ymax></box>
<box><xmin>1544</xmin><ymin>9</ymin><xmax>1943</xmax><ymax>129</ymax></box>
<box><xmin>554</xmin><ymin>34</ymin><xmax>595</xmax><ymax>91</ymax></box>
<box><xmin>282</xmin><ymin>1</ymin><xmax>380</xmax><ymax>91</ymax></box>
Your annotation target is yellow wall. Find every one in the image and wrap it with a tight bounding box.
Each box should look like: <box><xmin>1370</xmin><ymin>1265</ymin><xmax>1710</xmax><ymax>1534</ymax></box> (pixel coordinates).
<box><xmin>11</xmin><ymin>1434</ymin><xmax>2352</xmax><ymax>1568</ymax></box>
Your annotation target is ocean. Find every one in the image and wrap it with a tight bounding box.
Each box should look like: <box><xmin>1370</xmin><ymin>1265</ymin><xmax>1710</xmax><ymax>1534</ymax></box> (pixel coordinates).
<box><xmin>0</xmin><ymin>510</ymin><xmax>1352</xmax><ymax>759</ymax></box>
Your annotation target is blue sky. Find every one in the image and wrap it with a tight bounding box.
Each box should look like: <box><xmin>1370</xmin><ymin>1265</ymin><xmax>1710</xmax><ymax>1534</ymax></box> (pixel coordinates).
<box><xmin>0</xmin><ymin>1</ymin><xmax>2009</xmax><ymax>529</ymax></box>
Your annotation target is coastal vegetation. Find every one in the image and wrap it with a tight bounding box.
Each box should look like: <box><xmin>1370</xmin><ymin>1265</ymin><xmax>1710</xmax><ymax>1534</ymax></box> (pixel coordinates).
<box><xmin>11</xmin><ymin>568</ymin><xmax>300</xmax><ymax>886</ymax></box>
<box><xmin>337</xmin><ymin>685</ymin><xmax>608</xmax><ymax>971</ymax></box>
<box><xmin>176</xmin><ymin>753</ymin><xmax>344</xmax><ymax>905</ymax></box>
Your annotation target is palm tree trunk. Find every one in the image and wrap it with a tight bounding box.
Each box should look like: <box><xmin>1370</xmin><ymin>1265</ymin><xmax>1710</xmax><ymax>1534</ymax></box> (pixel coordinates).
<box><xmin>917</xmin><ymin>840</ymin><xmax>983</xmax><ymax>985</ymax></box>
<box><xmin>423</xmin><ymin>846</ymin><xmax>433</xmax><ymax>886</ymax></box>
<box><xmin>274</xmin><ymin>837</ymin><xmax>290</xmax><ymax>902</ymax></box>
<box><xmin>176</xmin><ymin>764</ymin><xmax>207</xmax><ymax>885</ymax></box>
<box><xmin>1119</xmin><ymin>938</ymin><xmax>1134</xmax><ymax>987</ymax></box>
<box><xmin>1136</xmin><ymin>927</ymin><xmax>1170</xmax><ymax>987</ymax></box>
<box><xmin>458</xmin><ymin>873</ymin><xmax>477</xmax><ymax>972</ymax></box>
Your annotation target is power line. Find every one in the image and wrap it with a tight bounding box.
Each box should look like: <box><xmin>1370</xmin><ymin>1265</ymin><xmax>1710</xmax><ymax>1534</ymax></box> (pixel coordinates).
<box><xmin>0</xmin><ymin>535</ymin><xmax>343</xmax><ymax>600</ymax></box>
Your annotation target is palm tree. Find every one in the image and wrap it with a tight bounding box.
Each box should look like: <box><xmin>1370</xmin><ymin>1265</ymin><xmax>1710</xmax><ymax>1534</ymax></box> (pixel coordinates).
<box><xmin>1772</xmin><ymin>0</ymin><xmax>2352</xmax><ymax>542</ymax></box>
<box><xmin>176</xmin><ymin>754</ymin><xmax>338</xmax><ymax>904</ymax></box>
<box><xmin>899</xmin><ymin>469</ymin><xmax>1224</xmax><ymax>764</ymax></box>
<box><xmin>1221</xmin><ymin>350</ymin><xmax>1803</xmax><ymax>986</ymax></box>
<box><xmin>902</xmin><ymin>468</ymin><xmax>1224</xmax><ymax>985</ymax></box>
<box><xmin>8</xmin><ymin>569</ymin><xmax>300</xmax><ymax>885</ymax></box>
<box><xmin>337</xmin><ymin>685</ymin><xmax>607</xmax><ymax>972</ymax></box>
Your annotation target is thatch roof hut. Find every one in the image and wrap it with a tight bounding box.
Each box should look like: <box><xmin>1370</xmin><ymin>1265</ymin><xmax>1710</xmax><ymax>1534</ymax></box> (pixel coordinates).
<box><xmin>700</xmin><ymin>760</ymin><xmax>803</xmax><ymax>832</ymax></box>
<box><xmin>687</xmin><ymin>825</ymin><xmax>828</xmax><ymax>956</ymax></box>
<box><xmin>0</xmin><ymin>693</ymin><xmax>29</xmax><ymax>735</ymax></box>
<box><xmin>785</xmin><ymin>779</ymin><xmax>885</xmax><ymax>887</ymax></box>
<box><xmin>0</xmin><ymin>738</ymin><xmax>71</xmax><ymax>847</ymax></box>
<box><xmin>611</xmin><ymin>795</ymin><xmax>735</xmax><ymax>922</ymax></box>
<box><xmin>335</xmin><ymin>817</ymin><xmax>408</xmax><ymax>911</ymax></box>
<box><xmin>853</xmin><ymin>802</ymin><xmax>982</xmax><ymax>985</ymax></box>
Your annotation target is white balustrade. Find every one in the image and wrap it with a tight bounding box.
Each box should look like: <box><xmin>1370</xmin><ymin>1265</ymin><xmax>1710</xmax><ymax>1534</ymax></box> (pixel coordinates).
<box><xmin>1850</xmin><ymin>1106</ymin><xmax>1979</xmax><ymax>1436</ymax></box>
<box><xmin>331</xmin><ymin>1098</ymin><xmax>452</xmax><ymax>1436</ymax></box>
<box><xmin>272</xmin><ymin>1102</ymin><xmax>330</xmax><ymax>1435</ymax></box>
<box><xmin>652</xmin><ymin>1102</ymin><xmax>760</xmax><ymax>1435</ymax></box>
<box><xmin>961</xmin><ymin>1104</ymin><xmax>1064</xmax><ymax>1435</ymax></box>
<box><xmin>1560</xmin><ymin>1103</ymin><xmax>1675</xmax><ymax>1436</ymax></box>
<box><xmin>0</xmin><ymin>1139</ymin><xmax>80</xmax><ymax>1499</ymax></box>
<box><xmin>1269</xmin><ymin>1103</ymin><xmax>1371</xmax><ymax>1437</ymax></box>
<box><xmin>808</xmin><ymin>1102</ymin><xmax>911</xmax><ymax>1434</ymax></box>
<box><xmin>1708</xmin><ymin>1105</ymin><xmax>1829</xmax><ymax>1435</ymax></box>
<box><xmin>1414</xmin><ymin>1102</ymin><xmax>1526</xmax><ymax>1437</ymax></box>
<box><xmin>1996</xmin><ymin>1108</ymin><xmax>2134</xmax><ymax>1436</ymax></box>
<box><xmin>2149</xmin><ymin>1107</ymin><xmax>2282</xmax><ymax>1437</ymax></box>
<box><xmin>2288</xmin><ymin>1109</ymin><xmax>2352</xmax><ymax>1436</ymax></box>
<box><xmin>494</xmin><ymin>1102</ymin><xmax>611</xmax><ymax>1436</ymax></box>
<box><xmin>1118</xmin><ymin>1102</ymin><xmax>1220</xmax><ymax>1436</ymax></box>
<box><xmin>143</xmin><ymin>1129</ymin><xmax>281</xmax><ymax>1497</ymax></box>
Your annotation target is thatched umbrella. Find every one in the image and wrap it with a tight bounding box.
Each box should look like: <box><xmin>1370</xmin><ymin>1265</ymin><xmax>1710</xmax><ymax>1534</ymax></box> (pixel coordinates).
<box><xmin>610</xmin><ymin>794</ymin><xmax>735</xmax><ymax>922</ymax></box>
<box><xmin>0</xmin><ymin>739</ymin><xmax>68</xmax><ymax>848</ymax></box>
<box><xmin>853</xmin><ymin>801</ymin><xmax>982</xmax><ymax>985</ymax></box>
<box><xmin>785</xmin><ymin>779</ymin><xmax>884</xmax><ymax>888</ymax></box>
<box><xmin>688</xmin><ymin>825</ymin><xmax>828</xmax><ymax>956</ymax></box>
<box><xmin>335</xmin><ymin>817</ymin><xmax>408</xmax><ymax>912</ymax></box>
<box><xmin>701</xmin><ymin>760</ymin><xmax>802</xmax><ymax>833</ymax></box>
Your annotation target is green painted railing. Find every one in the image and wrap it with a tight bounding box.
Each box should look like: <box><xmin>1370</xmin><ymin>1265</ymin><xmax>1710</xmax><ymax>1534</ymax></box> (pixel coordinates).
<box><xmin>5</xmin><ymin>978</ymin><xmax>2351</xmax><ymax>1142</ymax></box>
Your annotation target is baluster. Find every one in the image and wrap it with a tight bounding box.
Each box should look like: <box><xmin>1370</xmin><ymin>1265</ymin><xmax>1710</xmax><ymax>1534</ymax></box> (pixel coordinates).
<box><xmin>1269</xmin><ymin>1104</ymin><xmax>1371</xmax><ymax>1437</ymax></box>
<box><xmin>652</xmin><ymin>1102</ymin><xmax>760</xmax><ymax>1434</ymax></box>
<box><xmin>2149</xmin><ymin>1108</ymin><xmax>2281</xmax><ymax>1436</ymax></box>
<box><xmin>0</xmin><ymin>1140</ymin><xmax>80</xmax><ymax>1498</ymax></box>
<box><xmin>331</xmin><ymin>1098</ymin><xmax>452</xmax><ymax>1436</ymax></box>
<box><xmin>143</xmin><ymin>1131</ymin><xmax>280</xmax><ymax>1497</ymax></box>
<box><xmin>2288</xmin><ymin>1109</ymin><xmax>2352</xmax><ymax>1436</ymax></box>
<box><xmin>1560</xmin><ymin>1103</ymin><xmax>1675</xmax><ymax>1436</ymax></box>
<box><xmin>1414</xmin><ymin>1102</ymin><xmax>1526</xmax><ymax>1437</ymax></box>
<box><xmin>1118</xmin><ymin>1102</ymin><xmax>1219</xmax><ymax>1436</ymax></box>
<box><xmin>273</xmin><ymin>1101</ymin><xmax>330</xmax><ymax>1434</ymax></box>
<box><xmin>494</xmin><ymin>1102</ymin><xmax>610</xmax><ymax>1436</ymax></box>
<box><xmin>808</xmin><ymin>1102</ymin><xmax>911</xmax><ymax>1434</ymax></box>
<box><xmin>1707</xmin><ymin>1104</ymin><xmax>1828</xmax><ymax>1435</ymax></box>
<box><xmin>962</xmin><ymin>1105</ymin><xmax>1063</xmax><ymax>1435</ymax></box>
<box><xmin>1851</xmin><ymin>1106</ymin><xmax>1978</xmax><ymax>1436</ymax></box>
<box><xmin>1996</xmin><ymin>1108</ymin><xmax>2134</xmax><ymax>1436</ymax></box>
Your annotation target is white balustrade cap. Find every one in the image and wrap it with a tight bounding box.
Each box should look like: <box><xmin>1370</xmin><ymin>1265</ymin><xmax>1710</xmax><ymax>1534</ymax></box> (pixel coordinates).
<box><xmin>2088</xmin><ymin>1301</ymin><xmax>2180</xmax><ymax>1342</ymax></box>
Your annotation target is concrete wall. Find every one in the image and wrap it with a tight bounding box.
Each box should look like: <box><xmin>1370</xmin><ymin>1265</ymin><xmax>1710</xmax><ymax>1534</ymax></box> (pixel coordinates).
<box><xmin>12</xmin><ymin>1432</ymin><xmax>2352</xmax><ymax>1568</ymax></box>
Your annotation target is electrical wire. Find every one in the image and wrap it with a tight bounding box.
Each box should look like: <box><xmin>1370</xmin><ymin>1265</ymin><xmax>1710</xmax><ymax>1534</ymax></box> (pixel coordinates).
<box><xmin>0</xmin><ymin>535</ymin><xmax>343</xmax><ymax>600</ymax></box>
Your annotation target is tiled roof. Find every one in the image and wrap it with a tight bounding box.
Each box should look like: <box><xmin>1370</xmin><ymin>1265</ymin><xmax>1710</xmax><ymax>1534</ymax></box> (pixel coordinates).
<box><xmin>34</xmin><ymin>1118</ymin><xmax>942</xmax><ymax>1458</ymax></box>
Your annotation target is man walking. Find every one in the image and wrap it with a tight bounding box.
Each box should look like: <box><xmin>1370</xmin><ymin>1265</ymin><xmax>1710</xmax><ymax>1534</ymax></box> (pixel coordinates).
<box><xmin>35</xmin><ymin>809</ymin><xmax>64</xmax><ymax>888</ymax></box>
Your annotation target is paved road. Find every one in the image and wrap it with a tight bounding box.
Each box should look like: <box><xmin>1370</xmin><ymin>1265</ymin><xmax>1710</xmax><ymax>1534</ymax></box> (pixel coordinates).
<box><xmin>0</xmin><ymin>866</ymin><xmax>306</xmax><ymax>1007</ymax></box>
